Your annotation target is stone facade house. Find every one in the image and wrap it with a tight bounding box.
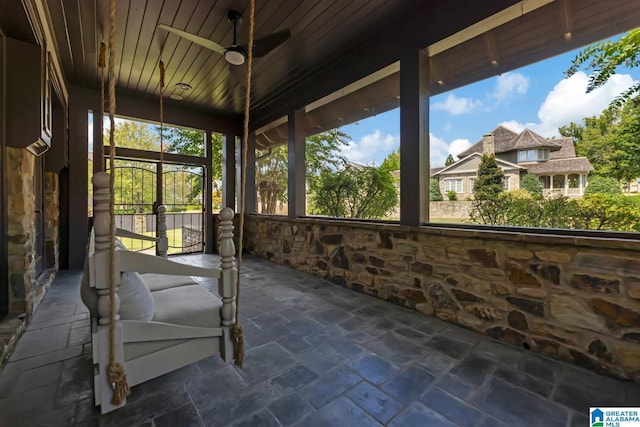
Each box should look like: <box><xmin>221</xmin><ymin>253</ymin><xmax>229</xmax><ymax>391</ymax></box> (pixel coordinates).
<box><xmin>434</xmin><ymin>126</ymin><xmax>594</xmax><ymax>199</ymax></box>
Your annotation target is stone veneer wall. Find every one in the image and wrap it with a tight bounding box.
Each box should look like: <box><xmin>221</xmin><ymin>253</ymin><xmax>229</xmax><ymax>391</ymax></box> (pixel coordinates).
<box><xmin>245</xmin><ymin>215</ymin><xmax>640</xmax><ymax>382</ymax></box>
<box><xmin>429</xmin><ymin>201</ymin><xmax>472</xmax><ymax>220</ymax></box>
<box><xmin>7</xmin><ymin>147</ymin><xmax>37</xmax><ymax>315</ymax></box>
<box><xmin>6</xmin><ymin>147</ymin><xmax>58</xmax><ymax>318</ymax></box>
<box><xmin>45</xmin><ymin>172</ymin><xmax>60</xmax><ymax>271</ymax></box>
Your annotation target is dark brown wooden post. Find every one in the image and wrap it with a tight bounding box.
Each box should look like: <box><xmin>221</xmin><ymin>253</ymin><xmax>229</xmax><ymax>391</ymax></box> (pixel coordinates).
<box><xmin>288</xmin><ymin>109</ymin><xmax>306</xmax><ymax>218</ymax></box>
<box><xmin>400</xmin><ymin>48</ymin><xmax>430</xmax><ymax>225</ymax></box>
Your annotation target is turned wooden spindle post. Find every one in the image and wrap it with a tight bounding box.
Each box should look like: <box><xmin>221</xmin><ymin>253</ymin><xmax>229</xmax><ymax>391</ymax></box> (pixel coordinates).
<box><xmin>92</xmin><ymin>171</ymin><xmax>126</xmax><ymax>412</ymax></box>
<box><xmin>93</xmin><ymin>172</ymin><xmax>120</xmax><ymax>325</ymax></box>
<box><xmin>218</xmin><ymin>207</ymin><xmax>237</xmax><ymax>361</ymax></box>
<box><xmin>156</xmin><ymin>204</ymin><xmax>168</xmax><ymax>257</ymax></box>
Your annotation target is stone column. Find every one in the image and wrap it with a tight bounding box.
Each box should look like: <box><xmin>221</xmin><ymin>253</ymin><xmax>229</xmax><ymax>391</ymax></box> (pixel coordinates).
<box><xmin>6</xmin><ymin>147</ymin><xmax>36</xmax><ymax>315</ymax></box>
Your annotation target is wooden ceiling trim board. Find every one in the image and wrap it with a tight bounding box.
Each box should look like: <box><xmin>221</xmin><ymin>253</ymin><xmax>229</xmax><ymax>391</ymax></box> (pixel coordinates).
<box><xmin>43</xmin><ymin>0</ymin><xmax>74</xmax><ymax>86</ymax></box>
<box><xmin>160</xmin><ymin>0</ymin><xmax>217</xmax><ymax>95</ymax></box>
<box><xmin>117</xmin><ymin>0</ymin><xmax>148</xmax><ymax>90</ymax></box>
<box><xmin>156</xmin><ymin>2</ymin><xmax>233</xmax><ymax>105</ymax></box>
<box><xmin>78</xmin><ymin>0</ymin><xmax>97</xmax><ymax>87</ymax></box>
<box><xmin>306</xmin><ymin>62</ymin><xmax>399</xmax><ymax>113</ymax></box>
<box><xmin>61</xmin><ymin>0</ymin><xmax>84</xmax><ymax>80</ymax></box>
<box><xmin>140</xmin><ymin>0</ymin><xmax>202</xmax><ymax>94</ymax></box>
<box><xmin>189</xmin><ymin>0</ymin><xmax>294</xmax><ymax>107</ymax></box>
<box><xmin>225</xmin><ymin>0</ymin><xmax>294</xmax><ymax>102</ymax></box>
<box><xmin>160</xmin><ymin>4</ymin><xmax>219</xmax><ymax>101</ymax></box>
<box><xmin>123</xmin><ymin>0</ymin><xmax>164</xmax><ymax>91</ymax></box>
<box><xmin>175</xmin><ymin>1</ymin><xmax>238</xmax><ymax>107</ymax></box>
<box><xmin>131</xmin><ymin>0</ymin><xmax>182</xmax><ymax>94</ymax></box>
<box><xmin>254</xmin><ymin>0</ymin><xmax>528</xmax><ymax>126</ymax></box>
<box><xmin>74</xmin><ymin>0</ymin><xmax>87</xmax><ymax>77</ymax></box>
<box><xmin>427</xmin><ymin>0</ymin><xmax>553</xmax><ymax>57</ymax></box>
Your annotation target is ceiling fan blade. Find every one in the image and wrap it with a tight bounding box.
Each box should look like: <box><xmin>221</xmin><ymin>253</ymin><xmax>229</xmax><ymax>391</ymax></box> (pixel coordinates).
<box><xmin>243</xmin><ymin>29</ymin><xmax>291</xmax><ymax>58</ymax></box>
<box><xmin>158</xmin><ymin>24</ymin><xmax>226</xmax><ymax>55</ymax></box>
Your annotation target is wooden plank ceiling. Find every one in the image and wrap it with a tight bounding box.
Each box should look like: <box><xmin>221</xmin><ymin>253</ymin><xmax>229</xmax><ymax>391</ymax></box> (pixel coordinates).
<box><xmin>45</xmin><ymin>0</ymin><xmax>410</xmax><ymax>115</ymax></box>
<box><xmin>40</xmin><ymin>0</ymin><xmax>640</xmax><ymax>142</ymax></box>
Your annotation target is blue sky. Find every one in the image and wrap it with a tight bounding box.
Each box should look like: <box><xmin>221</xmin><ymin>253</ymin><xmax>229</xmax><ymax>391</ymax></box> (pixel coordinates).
<box><xmin>340</xmin><ymin>37</ymin><xmax>640</xmax><ymax>168</ymax></box>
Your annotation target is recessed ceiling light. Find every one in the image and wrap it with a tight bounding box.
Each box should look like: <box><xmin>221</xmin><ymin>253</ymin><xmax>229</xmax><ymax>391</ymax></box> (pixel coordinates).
<box><xmin>176</xmin><ymin>82</ymin><xmax>192</xmax><ymax>91</ymax></box>
<box><xmin>170</xmin><ymin>94</ymin><xmax>184</xmax><ymax>101</ymax></box>
<box><xmin>490</xmin><ymin>60</ymin><xmax>498</xmax><ymax>67</ymax></box>
<box><xmin>437</xmin><ymin>80</ymin><xmax>444</xmax><ymax>85</ymax></box>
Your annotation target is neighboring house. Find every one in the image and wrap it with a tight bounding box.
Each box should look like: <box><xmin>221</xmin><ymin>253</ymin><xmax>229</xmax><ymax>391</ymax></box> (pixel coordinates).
<box><xmin>433</xmin><ymin>125</ymin><xmax>594</xmax><ymax>199</ymax></box>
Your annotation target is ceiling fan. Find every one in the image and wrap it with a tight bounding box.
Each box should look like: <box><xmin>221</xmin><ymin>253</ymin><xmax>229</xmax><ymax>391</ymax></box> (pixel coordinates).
<box><xmin>159</xmin><ymin>10</ymin><xmax>291</xmax><ymax>70</ymax></box>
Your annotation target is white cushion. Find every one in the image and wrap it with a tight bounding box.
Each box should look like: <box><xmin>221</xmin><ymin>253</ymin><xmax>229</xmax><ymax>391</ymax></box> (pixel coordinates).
<box><xmin>119</xmin><ymin>271</ymin><xmax>155</xmax><ymax>321</ymax></box>
<box><xmin>152</xmin><ymin>284</ymin><xmax>221</xmax><ymax>328</ymax></box>
<box><xmin>141</xmin><ymin>273</ymin><xmax>197</xmax><ymax>292</ymax></box>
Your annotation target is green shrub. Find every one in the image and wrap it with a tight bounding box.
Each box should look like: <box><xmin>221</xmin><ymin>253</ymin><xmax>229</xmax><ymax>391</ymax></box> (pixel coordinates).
<box><xmin>474</xmin><ymin>154</ymin><xmax>505</xmax><ymax>200</ymax></box>
<box><xmin>520</xmin><ymin>173</ymin><xmax>543</xmax><ymax>198</ymax></box>
<box><xmin>430</xmin><ymin>179</ymin><xmax>443</xmax><ymax>201</ymax></box>
<box><xmin>584</xmin><ymin>176</ymin><xmax>622</xmax><ymax>195</ymax></box>
<box><xmin>446</xmin><ymin>190</ymin><xmax>457</xmax><ymax>201</ymax></box>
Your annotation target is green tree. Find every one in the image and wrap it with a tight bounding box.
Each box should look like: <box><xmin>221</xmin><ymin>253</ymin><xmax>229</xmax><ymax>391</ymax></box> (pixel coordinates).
<box><xmin>380</xmin><ymin>148</ymin><xmax>400</xmax><ymax>172</ymax></box>
<box><xmin>584</xmin><ymin>176</ymin><xmax>622</xmax><ymax>195</ymax></box>
<box><xmin>566</xmin><ymin>28</ymin><xmax>640</xmax><ymax>108</ymax></box>
<box><xmin>473</xmin><ymin>154</ymin><xmax>505</xmax><ymax>200</ymax></box>
<box><xmin>310</xmin><ymin>164</ymin><xmax>398</xmax><ymax>219</ymax></box>
<box><xmin>520</xmin><ymin>173</ymin><xmax>543</xmax><ymax>198</ymax></box>
<box><xmin>256</xmin><ymin>145</ymin><xmax>288</xmax><ymax>214</ymax></box>
<box><xmin>445</xmin><ymin>154</ymin><xmax>455</xmax><ymax>166</ymax></box>
<box><xmin>559</xmin><ymin>100</ymin><xmax>640</xmax><ymax>182</ymax></box>
<box><xmin>105</xmin><ymin>121</ymin><xmax>160</xmax><ymax>212</ymax></box>
<box><xmin>429</xmin><ymin>178</ymin><xmax>443</xmax><ymax>201</ymax></box>
<box><xmin>256</xmin><ymin>130</ymin><xmax>349</xmax><ymax>214</ymax></box>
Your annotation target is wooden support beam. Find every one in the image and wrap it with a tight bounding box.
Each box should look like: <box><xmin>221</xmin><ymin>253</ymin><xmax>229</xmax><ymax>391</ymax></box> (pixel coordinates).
<box><xmin>400</xmin><ymin>48</ymin><xmax>430</xmax><ymax>226</ymax></box>
<box><xmin>237</xmin><ymin>133</ymin><xmax>256</xmax><ymax>214</ymax></box>
<box><xmin>288</xmin><ymin>109</ymin><xmax>306</xmax><ymax>218</ymax></box>
<box><xmin>222</xmin><ymin>134</ymin><xmax>236</xmax><ymax>210</ymax></box>
<box><xmin>204</xmin><ymin>132</ymin><xmax>214</xmax><ymax>254</ymax></box>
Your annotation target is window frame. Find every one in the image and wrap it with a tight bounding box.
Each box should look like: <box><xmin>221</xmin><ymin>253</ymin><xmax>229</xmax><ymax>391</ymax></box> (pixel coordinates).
<box><xmin>443</xmin><ymin>178</ymin><xmax>463</xmax><ymax>193</ymax></box>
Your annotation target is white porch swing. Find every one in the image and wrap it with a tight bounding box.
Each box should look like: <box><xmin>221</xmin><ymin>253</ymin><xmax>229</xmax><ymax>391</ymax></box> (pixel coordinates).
<box><xmin>81</xmin><ymin>0</ymin><xmax>255</xmax><ymax>414</ymax></box>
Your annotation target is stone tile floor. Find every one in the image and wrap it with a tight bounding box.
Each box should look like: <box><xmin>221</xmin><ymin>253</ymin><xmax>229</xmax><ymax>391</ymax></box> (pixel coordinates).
<box><xmin>0</xmin><ymin>254</ymin><xmax>638</xmax><ymax>426</ymax></box>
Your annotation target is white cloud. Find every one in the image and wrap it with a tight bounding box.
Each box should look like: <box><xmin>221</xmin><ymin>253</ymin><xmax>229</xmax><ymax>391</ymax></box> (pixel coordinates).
<box><xmin>503</xmin><ymin>72</ymin><xmax>638</xmax><ymax>137</ymax></box>
<box><xmin>429</xmin><ymin>134</ymin><xmax>472</xmax><ymax>167</ymax></box>
<box><xmin>432</xmin><ymin>93</ymin><xmax>483</xmax><ymax>115</ymax></box>
<box><xmin>430</xmin><ymin>133</ymin><xmax>449</xmax><ymax>168</ymax></box>
<box><xmin>497</xmin><ymin>120</ymin><xmax>530</xmax><ymax>134</ymax></box>
<box><xmin>449</xmin><ymin>139</ymin><xmax>472</xmax><ymax>159</ymax></box>
<box><xmin>444</xmin><ymin>121</ymin><xmax>452</xmax><ymax>131</ymax></box>
<box><xmin>535</xmin><ymin>71</ymin><xmax>636</xmax><ymax>136</ymax></box>
<box><xmin>491</xmin><ymin>72</ymin><xmax>529</xmax><ymax>102</ymax></box>
<box><xmin>341</xmin><ymin>130</ymin><xmax>398</xmax><ymax>164</ymax></box>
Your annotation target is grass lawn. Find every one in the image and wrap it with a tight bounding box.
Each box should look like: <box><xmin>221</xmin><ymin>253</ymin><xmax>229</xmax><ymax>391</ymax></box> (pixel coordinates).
<box><xmin>119</xmin><ymin>228</ymin><xmax>185</xmax><ymax>255</ymax></box>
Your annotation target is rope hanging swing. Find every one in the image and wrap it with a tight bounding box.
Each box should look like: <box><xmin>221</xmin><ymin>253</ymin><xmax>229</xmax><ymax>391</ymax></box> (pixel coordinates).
<box><xmin>102</xmin><ymin>0</ymin><xmax>131</xmax><ymax>405</ymax></box>
<box><xmin>100</xmin><ymin>1</ymin><xmax>254</xmax><ymax>405</ymax></box>
<box><xmin>233</xmin><ymin>0</ymin><xmax>256</xmax><ymax>368</ymax></box>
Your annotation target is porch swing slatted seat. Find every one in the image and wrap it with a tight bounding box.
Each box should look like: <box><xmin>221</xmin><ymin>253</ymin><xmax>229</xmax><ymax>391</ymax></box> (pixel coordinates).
<box><xmin>81</xmin><ymin>0</ymin><xmax>255</xmax><ymax>414</ymax></box>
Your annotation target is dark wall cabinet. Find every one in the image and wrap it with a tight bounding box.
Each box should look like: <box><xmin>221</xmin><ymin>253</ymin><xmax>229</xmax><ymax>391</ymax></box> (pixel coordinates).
<box><xmin>5</xmin><ymin>37</ymin><xmax>51</xmax><ymax>155</ymax></box>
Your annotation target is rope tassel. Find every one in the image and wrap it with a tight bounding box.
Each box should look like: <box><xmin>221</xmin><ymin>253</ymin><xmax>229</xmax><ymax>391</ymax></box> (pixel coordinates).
<box><xmin>233</xmin><ymin>324</ymin><xmax>245</xmax><ymax>367</ymax></box>
<box><xmin>108</xmin><ymin>362</ymin><xmax>131</xmax><ymax>405</ymax></box>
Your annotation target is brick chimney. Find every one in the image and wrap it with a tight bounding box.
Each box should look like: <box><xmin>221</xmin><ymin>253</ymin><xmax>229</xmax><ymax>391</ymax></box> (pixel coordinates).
<box><xmin>482</xmin><ymin>133</ymin><xmax>495</xmax><ymax>156</ymax></box>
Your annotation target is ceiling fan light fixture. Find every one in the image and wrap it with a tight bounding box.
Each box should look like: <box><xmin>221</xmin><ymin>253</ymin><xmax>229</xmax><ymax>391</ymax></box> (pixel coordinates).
<box><xmin>225</xmin><ymin>47</ymin><xmax>245</xmax><ymax>65</ymax></box>
<box><xmin>176</xmin><ymin>82</ymin><xmax>192</xmax><ymax>91</ymax></box>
